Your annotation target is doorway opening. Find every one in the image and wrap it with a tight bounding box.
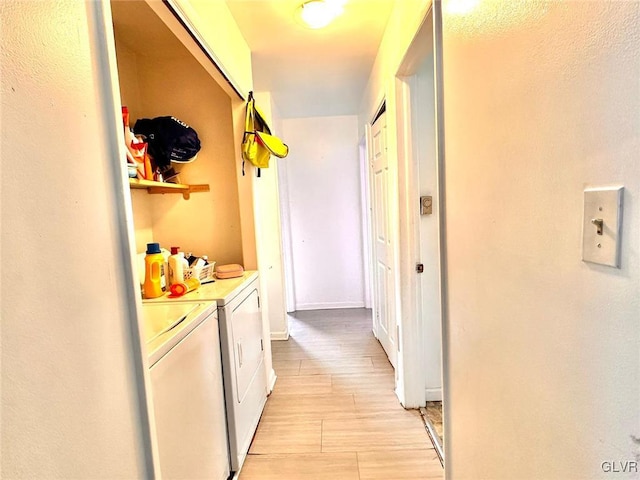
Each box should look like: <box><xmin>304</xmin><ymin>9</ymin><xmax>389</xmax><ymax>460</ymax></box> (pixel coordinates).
<box><xmin>271</xmin><ymin>3</ymin><xmax>445</xmax><ymax>474</ymax></box>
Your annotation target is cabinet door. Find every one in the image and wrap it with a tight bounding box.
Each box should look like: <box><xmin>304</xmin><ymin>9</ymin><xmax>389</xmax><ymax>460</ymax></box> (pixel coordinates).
<box><xmin>150</xmin><ymin>314</ymin><xmax>229</xmax><ymax>480</ymax></box>
<box><xmin>230</xmin><ymin>287</ymin><xmax>264</xmax><ymax>402</ymax></box>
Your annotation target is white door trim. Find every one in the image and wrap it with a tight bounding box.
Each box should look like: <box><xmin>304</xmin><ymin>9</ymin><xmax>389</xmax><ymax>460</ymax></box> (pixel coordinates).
<box><xmin>91</xmin><ymin>1</ymin><xmax>160</xmax><ymax>475</ymax></box>
<box><xmin>277</xmin><ymin>157</ymin><xmax>297</xmax><ymax>314</ymax></box>
<box><xmin>393</xmin><ymin>5</ymin><xmax>444</xmax><ymax>410</ymax></box>
<box><xmin>394</xmin><ymin>75</ymin><xmax>426</xmax><ymax>408</ymax></box>
<box><xmin>364</xmin><ymin>122</ymin><xmax>379</xmax><ymax>341</ymax></box>
<box><xmin>359</xmin><ymin>135</ymin><xmax>373</xmax><ymax>310</ymax></box>
<box><xmin>432</xmin><ymin>3</ymin><xmax>450</xmax><ymax>474</ymax></box>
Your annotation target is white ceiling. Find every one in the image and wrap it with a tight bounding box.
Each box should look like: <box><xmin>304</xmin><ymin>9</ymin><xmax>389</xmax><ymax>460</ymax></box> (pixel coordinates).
<box><xmin>225</xmin><ymin>0</ymin><xmax>395</xmax><ymax>118</ymax></box>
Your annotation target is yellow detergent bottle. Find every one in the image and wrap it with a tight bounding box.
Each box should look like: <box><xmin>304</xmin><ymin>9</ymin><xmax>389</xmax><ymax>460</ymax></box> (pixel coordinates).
<box><xmin>143</xmin><ymin>243</ymin><xmax>164</xmax><ymax>299</ymax></box>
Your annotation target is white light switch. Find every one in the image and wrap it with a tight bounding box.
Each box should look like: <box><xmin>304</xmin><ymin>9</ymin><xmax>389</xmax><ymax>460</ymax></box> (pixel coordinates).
<box><xmin>582</xmin><ymin>186</ymin><xmax>623</xmax><ymax>268</ymax></box>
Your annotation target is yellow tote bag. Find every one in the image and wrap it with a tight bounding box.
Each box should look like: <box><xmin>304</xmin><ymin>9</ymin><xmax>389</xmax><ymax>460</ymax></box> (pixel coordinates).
<box><xmin>242</xmin><ymin>92</ymin><xmax>288</xmax><ymax>174</ymax></box>
<box><xmin>255</xmin><ymin>131</ymin><xmax>289</xmax><ymax>158</ymax></box>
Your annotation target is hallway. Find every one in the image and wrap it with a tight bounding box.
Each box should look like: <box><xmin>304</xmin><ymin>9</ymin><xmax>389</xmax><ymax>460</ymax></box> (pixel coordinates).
<box><xmin>240</xmin><ymin>309</ymin><xmax>443</xmax><ymax>479</ymax></box>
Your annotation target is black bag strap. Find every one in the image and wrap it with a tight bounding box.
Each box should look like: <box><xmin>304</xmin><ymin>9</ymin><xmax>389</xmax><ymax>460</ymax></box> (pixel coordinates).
<box><xmin>242</xmin><ymin>92</ymin><xmax>264</xmax><ymax>178</ymax></box>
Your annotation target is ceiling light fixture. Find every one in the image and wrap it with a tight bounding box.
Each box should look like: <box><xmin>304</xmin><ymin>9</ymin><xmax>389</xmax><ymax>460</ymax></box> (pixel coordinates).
<box><xmin>298</xmin><ymin>0</ymin><xmax>345</xmax><ymax>29</ymax></box>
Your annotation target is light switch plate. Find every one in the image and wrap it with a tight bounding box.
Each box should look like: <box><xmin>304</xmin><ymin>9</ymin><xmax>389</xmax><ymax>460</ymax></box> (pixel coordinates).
<box><xmin>582</xmin><ymin>186</ymin><xmax>623</xmax><ymax>268</ymax></box>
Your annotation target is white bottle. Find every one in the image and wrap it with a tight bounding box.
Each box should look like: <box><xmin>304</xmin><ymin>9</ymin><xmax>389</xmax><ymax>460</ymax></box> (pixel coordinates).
<box><xmin>168</xmin><ymin>247</ymin><xmax>188</xmax><ymax>286</ymax></box>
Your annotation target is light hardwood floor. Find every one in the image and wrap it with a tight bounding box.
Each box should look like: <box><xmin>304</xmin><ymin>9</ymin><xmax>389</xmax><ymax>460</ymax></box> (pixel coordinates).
<box><xmin>240</xmin><ymin>309</ymin><xmax>443</xmax><ymax>480</ymax></box>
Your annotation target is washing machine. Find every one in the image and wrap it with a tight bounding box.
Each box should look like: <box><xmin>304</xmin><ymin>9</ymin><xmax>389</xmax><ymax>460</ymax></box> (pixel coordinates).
<box><xmin>141</xmin><ymin>301</ymin><xmax>230</xmax><ymax>480</ymax></box>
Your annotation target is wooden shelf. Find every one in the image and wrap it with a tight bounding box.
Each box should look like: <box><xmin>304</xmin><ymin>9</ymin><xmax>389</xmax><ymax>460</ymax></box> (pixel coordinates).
<box><xmin>129</xmin><ymin>178</ymin><xmax>210</xmax><ymax>200</ymax></box>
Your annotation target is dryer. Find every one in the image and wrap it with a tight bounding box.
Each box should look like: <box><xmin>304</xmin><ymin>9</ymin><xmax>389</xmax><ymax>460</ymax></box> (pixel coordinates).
<box><xmin>144</xmin><ymin>271</ymin><xmax>267</xmax><ymax>473</ymax></box>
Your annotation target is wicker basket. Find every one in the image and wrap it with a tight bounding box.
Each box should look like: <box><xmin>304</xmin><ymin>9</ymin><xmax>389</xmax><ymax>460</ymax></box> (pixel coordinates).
<box><xmin>184</xmin><ymin>262</ymin><xmax>216</xmax><ymax>284</ymax></box>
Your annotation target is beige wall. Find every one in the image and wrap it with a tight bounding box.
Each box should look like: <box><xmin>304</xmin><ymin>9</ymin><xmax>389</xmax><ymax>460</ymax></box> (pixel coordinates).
<box><xmin>1</xmin><ymin>0</ymin><xmax>260</xmax><ymax>476</ymax></box>
<box><xmin>442</xmin><ymin>2</ymin><xmax>640</xmax><ymax>478</ymax></box>
<box><xmin>114</xmin><ymin>7</ymin><xmax>244</xmax><ymax>266</ymax></box>
<box><xmin>169</xmin><ymin>0</ymin><xmax>254</xmax><ymax>97</ymax></box>
<box><xmin>1</xmin><ymin>1</ymin><xmax>149</xmax><ymax>476</ymax></box>
<box><xmin>359</xmin><ymin>0</ymin><xmax>431</xmax><ymax>133</ymax></box>
<box><xmin>137</xmin><ymin>54</ymin><xmax>243</xmax><ymax>265</ymax></box>
<box><xmin>361</xmin><ymin>1</ymin><xmax>640</xmax><ymax>477</ymax></box>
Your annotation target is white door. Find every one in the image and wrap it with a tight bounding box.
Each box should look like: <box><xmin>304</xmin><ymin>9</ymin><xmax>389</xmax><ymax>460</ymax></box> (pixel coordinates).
<box><xmin>370</xmin><ymin>110</ymin><xmax>397</xmax><ymax>368</ymax></box>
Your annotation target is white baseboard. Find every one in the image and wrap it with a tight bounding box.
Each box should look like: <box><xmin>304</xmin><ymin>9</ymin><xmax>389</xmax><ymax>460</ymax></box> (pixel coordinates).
<box><xmin>295</xmin><ymin>301</ymin><xmax>365</xmax><ymax>311</ymax></box>
<box><xmin>270</xmin><ymin>330</ymin><xmax>289</xmax><ymax>341</ymax></box>
<box><xmin>268</xmin><ymin>369</ymin><xmax>277</xmax><ymax>393</ymax></box>
<box><xmin>426</xmin><ymin>387</ymin><xmax>443</xmax><ymax>402</ymax></box>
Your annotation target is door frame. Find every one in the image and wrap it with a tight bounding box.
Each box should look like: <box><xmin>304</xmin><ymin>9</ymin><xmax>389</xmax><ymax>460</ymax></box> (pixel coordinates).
<box><xmin>359</xmin><ymin>135</ymin><xmax>373</xmax><ymax>310</ymax></box>
<box><xmin>361</xmin><ymin>3</ymin><xmax>448</xmax><ymax>425</ymax></box>
<box><xmin>277</xmin><ymin>150</ymin><xmax>297</xmax><ymax>315</ymax></box>
<box><xmin>92</xmin><ymin>1</ymin><xmax>161</xmax><ymax>474</ymax></box>
<box><xmin>364</xmin><ymin>122</ymin><xmax>378</xmax><ymax>344</ymax></box>
<box><xmin>433</xmin><ymin>3</ymin><xmax>450</xmax><ymax>470</ymax></box>
<box><xmin>364</xmin><ymin>63</ymin><xmax>430</xmax><ymax>404</ymax></box>
<box><xmin>392</xmin><ymin>5</ymin><xmax>447</xmax><ymax>412</ymax></box>
<box><xmin>394</xmin><ymin>70</ymin><xmax>428</xmax><ymax>408</ymax></box>
<box><xmin>391</xmin><ymin>4</ymin><xmax>450</xmax><ymax>466</ymax></box>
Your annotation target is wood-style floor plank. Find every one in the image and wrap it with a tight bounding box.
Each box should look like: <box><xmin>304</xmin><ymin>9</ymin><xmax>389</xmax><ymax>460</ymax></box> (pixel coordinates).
<box><xmin>371</xmin><ymin>355</ymin><xmax>394</xmax><ymax>371</ymax></box>
<box><xmin>299</xmin><ymin>356</ymin><xmax>375</xmax><ymax>376</ymax></box>
<box><xmin>239</xmin><ymin>453</ymin><xmax>359</xmax><ymax>479</ymax></box>
<box><xmin>357</xmin><ymin>450</ymin><xmax>444</xmax><ymax>479</ymax></box>
<box><xmin>353</xmin><ymin>393</ymin><xmax>421</xmax><ymax>416</ymax></box>
<box><xmin>271</xmin><ymin>359</ymin><xmax>301</xmax><ymax>377</ymax></box>
<box><xmin>322</xmin><ymin>415</ymin><xmax>430</xmax><ymax>453</ymax></box>
<box><xmin>269</xmin><ymin>374</ymin><xmax>332</xmax><ymax>396</ymax></box>
<box><xmin>249</xmin><ymin>420</ymin><xmax>322</xmax><ymax>454</ymax></box>
<box><xmin>242</xmin><ymin>308</ymin><xmax>442</xmax><ymax>479</ymax></box>
<box><xmin>260</xmin><ymin>393</ymin><xmax>356</xmax><ymax>422</ymax></box>
<box><xmin>331</xmin><ymin>372</ymin><xmax>395</xmax><ymax>395</ymax></box>
<box><xmin>340</xmin><ymin>339</ymin><xmax>386</xmax><ymax>356</ymax></box>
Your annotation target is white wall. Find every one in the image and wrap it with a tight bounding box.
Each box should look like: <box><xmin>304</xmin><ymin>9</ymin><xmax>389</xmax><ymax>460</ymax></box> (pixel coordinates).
<box><xmin>280</xmin><ymin>116</ymin><xmax>365</xmax><ymax>310</ymax></box>
<box><xmin>250</xmin><ymin>92</ymin><xmax>287</xmax><ymax>393</ymax></box>
<box><xmin>1</xmin><ymin>1</ymin><xmax>150</xmax><ymax>477</ymax></box>
<box><xmin>253</xmin><ymin>92</ymin><xmax>288</xmax><ymax>341</ymax></box>
<box><xmin>441</xmin><ymin>2</ymin><xmax>640</xmax><ymax>479</ymax></box>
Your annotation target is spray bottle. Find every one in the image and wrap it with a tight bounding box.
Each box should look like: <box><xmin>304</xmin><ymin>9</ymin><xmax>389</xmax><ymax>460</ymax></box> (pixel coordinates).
<box><xmin>168</xmin><ymin>246</ymin><xmax>188</xmax><ymax>286</ymax></box>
